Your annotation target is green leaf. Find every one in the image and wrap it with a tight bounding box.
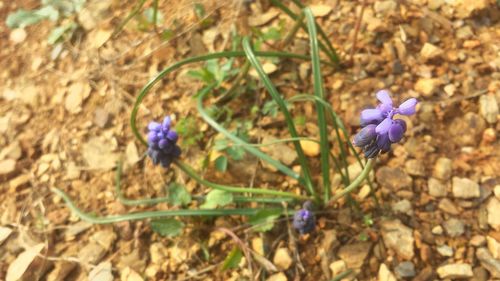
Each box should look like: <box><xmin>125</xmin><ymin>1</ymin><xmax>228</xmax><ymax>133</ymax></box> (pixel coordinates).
<box><xmin>221</xmin><ymin>247</ymin><xmax>242</xmax><ymax>270</ymax></box>
<box><xmin>35</xmin><ymin>5</ymin><xmax>59</xmax><ymax>21</ymax></box>
<box><xmin>200</xmin><ymin>190</ymin><xmax>233</xmax><ymax>209</ymax></box>
<box><xmin>47</xmin><ymin>22</ymin><xmax>76</xmax><ymax>44</ymax></box>
<box><xmin>6</xmin><ymin>9</ymin><xmax>45</xmax><ymax>28</ymax></box>
<box><xmin>226</xmin><ymin>146</ymin><xmax>245</xmax><ymax>161</ymax></box>
<box><xmin>213</xmin><ymin>138</ymin><xmax>229</xmax><ymax>151</ymax></box>
<box><xmin>215</xmin><ymin>155</ymin><xmax>228</xmax><ymax>172</ymax></box>
<box><xmin>249</xmin><ymin>209</ymin><xmax>281</xmax><ymax>232</ymax></box>
<box><xmin>167</xmin><ymin>183</ymin><xmax>191</xmax><ymax>207</ymax></box>
<box><xmin>143</xmin><ymin>7</ymin><xmax>163</xmax><ymax>25</ymax></box>
<box><xmin>150</xmin><ymin>219</ymin><xmax>184</xmax><ymax>237</ymax></box>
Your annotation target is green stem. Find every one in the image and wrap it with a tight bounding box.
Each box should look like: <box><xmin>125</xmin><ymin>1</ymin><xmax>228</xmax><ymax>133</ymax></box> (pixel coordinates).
<box><xmin>328</xmin><ymin>158</ymin><xmax>375</xmax><ymax>204</ymax></box>
<box><xmin>280</xmin><ymin>11</ymin><xmax>304</xmax><ymax>48</ymax></box>
<box><xmin>174</xmin><ymin>159</ymin><xmax>310</xmax><ymax>200</ymax></box>
<box><xmin>242</xmin><ymin>37</ymin><xmax>317</xmax><ymax>201</ymax></box>
<box><xmin>112</xmin><ymin>0</ymin><xmax>147</xmax><ymax>38</ymax></box>
<box><xmin>215</xmin><ymin>61</ymin><xmax>251</xmax><ymax>106</ymax></box>
<box><xmin>131</xmin><ymin>50</ymin><xmax>334</xmax><ymax>148</ymax></box>
<box><xmin>51</xmin><ymin>187</ymin><xmax>284</xmax><ymax>224</ymax></box>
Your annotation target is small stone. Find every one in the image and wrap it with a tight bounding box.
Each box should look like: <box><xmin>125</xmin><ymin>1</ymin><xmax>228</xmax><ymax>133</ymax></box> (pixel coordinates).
<box><xmin>479</xmin><ymin>95</ymin><xmax>499</xmax><ymax>124</ymax></box>
<box><xmin>121</xmin><ymin>267</ymin><xmax>144</xmax><ymax>281</ymax></box>
<box><xmin>374</xmin><ymin>0</ymin><xmax>398</xmax><ymax>15</ymax></box>
<box><xmin>252</xmin><ymin>237</ymin><xmax>264</xmax><ymax>256</ymax></box>
<box><xmin>261</xmin><ymin>136</ymin><xmax>297</xmax><ymax>168</ymax></box>
<box><xmin>300</xmin><ymin>140</ymin><xmax>320</xmax><ymax>157</ymax></box>
<box><xmin>433</xmin><ymin>157</ymin><xmax>452</xmax><ymax>181</ymax></box>
<box><xmin>470</xmin><ymin>235</ymin><xmax>487</xmax><ymax>247</ymax></box>
<box><xmin>126</xmin><ymin>142</ymin><xmax>140</xmax><ymax>166</ymax></box>
<box><xmin>404</xmin><ymin>159</ymin><xmax>426</xmax><ymax>176</ymax></box>
<box><xmin>477</xmin><ymin>247</ymin><xmax>500</xmax><ymax>278</ymax></box>
<box><xmin>495</xmin><ymin>185</ymin><xmax>500</xmax><ymax>199</ymax></box>
<box><xmin>149</xmin><ymin>243</ymin><xmax>167</xmax><ymax>264</ymax></box>
<box><xmin>249</xmin><ymin>63</ymin><xmax>277</xmax><ymax>78</ymax></box>
<box><xmin>487</xmin><ymin>236</ymin><xmax>500</xmax><ymax>259</ymax></box>
<box><xmin>266</xmin><ymin>272</ymin><xmax>287</xmax><ymax>281</ymax></box>
<box><xmin>9</xmin><ymin>28</ymin><xmax>27</xmax><ymax>43</ymax></box>
<box><xmin>358</xmin><ymin>185</ymin><xmax>372</xmax><ymax>200</ymax></box>
<box><xmin>0</xmin><ymin>226</ymin><xmax>13</xmax><ymax>245</ymax></box>
<box><xmin>482</xmin><ymin>128</ymin><xmax>497</xmax><ymax>143</ymax></box>
<box><xmin>449</xmin><ymin>112</ymin><xmax>487</xmax><ymax>146</ymax></box>
<box><xmin>65</xmin><ymin>221</ymin><xmax>93</xmax><ymax>239</ymax></box>
<box><xmin>337</xmin><ymin>242</ymin><xmax>372</xmax><ymax>268</ymax></box>
<box><xmin>473</xmin><ymin>267</ymin><xmax>489</xmax><ymax>281</ymax></box>
<box><xmin>93</xmin><ymin>107</ymin><xmax>111</xmax><ymax>128</ymax></box>
<box><xmin>392</xmin><ymin>199</ymin><xmax>413</xmax><ymax>215</ymax></box>
<box><xmin>89</xmin><ymin>261</ymin><xmax>113</xmax><ymax>281</ymax></box>
<box><xmin>452</xmin><ymin>177</ymin><xmax>480</xmax><ymax>199</ymax></box>
<box><xmin>487</xmin><ymin>198</ymin><xmax>500</xmax><ymax>230</ymax></box>
<box><xmin>431</xmin><ymin>225</ymin><xmax>444</xmax><ymax>235</ymax></box>
<box><xmin>376</xmin><ymin>167</ymin><xmax>412</xmax><ymax>191</ymax></box>
<box><xmin>420</xmin><ymin>43</ymin><xmax>443</xmax><ymax>61</ymax></box>
<box><xmin>437</xmin><ymin>245</ymin><xmax>454</xmax><ymax>257</ymax></box>
<box><xmin>443</xmin><ymin>218</ymin><xmax>465</xmax><ymax>237</ymax></box>
<box><xmin>444</xmin><ymin>84</ymin><xmax>456</xmax><ymax>96</ymax></box>
<box><xmin>329</xmin><ymin>260</ymin><xmax>347</xmax><ymax>276</ymax></box>
<box><xmin>47</xmin><ymin>261</ymin><xmax>76</xmax><ymax>281</ymax></box>
<box><xmin>378</xmin><ymin>263</ymin><xmax>397</xmax><ymax>281</ymax></box>
<box><xmin>428</xmin><ymin>178</ymin><xmax>447</xmax><ymax>197</ymax></box>
<box><xmin>437</xmin><ymin>263</ymin><xmax>473</xmax><ymax>279</ymax></box>
<box><xmin>438</xmin><ymin>198</ymin><xmax>460</xmax><ymax>215</ymax></box>
<box><xmin>9</xmin><ymin>174</ymin><xmax>30</xmax><ymax>190</ymax></box>
<box><xmin>455</xmin><ymin>0</ymin><xmax>489</xmax><ymax>18</ymax></box>
<box><xmin>0</xmin><ymin>159</ymin><xmax>16</xmax><ymax>175</ymax></box>
<box><xmin>413</xmin><ymin>266</ymin><xmax>434</xmax><ymax>281</ymax></box>
<box><xmin>0</xmin><ymin>141</ymin><xmax>22</xmax><ymax>160</ymax></box>
<box><xmin>82</xmin><ymin>137</ymin><xmax>119</xmax><ymax>170</ymax></box>
<box><xmin>394</xmin><ymin>261</ymin><xmax>416</xmax><ymax>278</ymax></box>
<box><xmin>428</xmin><ymin>0</ymin><xmax>444</xmax><ymax>9</ymax></box>
<box><xmin>456</xmin><ymin>26</ymin><xmax>474</xmax><ymax>39</ymax></box>
<box><xmin>381</xmin><ymin>220</ymin><xmax>414</xmax><ymax>260</ymax></box>
<box><xmin>273</xmin><ymin>248</ymin><xmax>293</xmax><ymax>270</ymax></box>
<box><xmin>415</xmin><ymin>78</ymin><xmax>440</xmax><ymax>97</ymax></box>
<box><xmin>90</xmin><ymin>230</ymin><xmax>116</xmax><ymax>251</ymax></box>
<box><xmin>78</xmin><ymin>242</ymin><xmax>106</xmax><ymax>264</ymax></box>
<box><xmin>310</xmin><ymin>4</ymin><xmax>332</xmax><ymax>17</ymax></box>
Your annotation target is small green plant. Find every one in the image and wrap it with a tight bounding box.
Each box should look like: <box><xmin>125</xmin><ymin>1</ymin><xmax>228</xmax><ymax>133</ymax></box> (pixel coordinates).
<box><xmin>6</xmin><ymin>0</ymin><xmax>84</xmax><ymax>44</ymax></box>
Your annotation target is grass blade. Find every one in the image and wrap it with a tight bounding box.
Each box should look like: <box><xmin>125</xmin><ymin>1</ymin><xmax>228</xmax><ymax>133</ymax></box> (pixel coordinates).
<box><xmin>242</xmin><ymin>37</ymin><xmax>317</xmax><ymax>201</ymax></box>
<box><xmin>304</xmin><ymin>8</ymin><xmax>331</xmax><ymax>204</ymax></box>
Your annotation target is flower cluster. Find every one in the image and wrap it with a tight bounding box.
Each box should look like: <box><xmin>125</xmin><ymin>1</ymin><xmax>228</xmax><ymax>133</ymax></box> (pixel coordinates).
<box><xmin>354</xmin><ymin>90</ymin><xmax>417</xmax><ymax>158</ymax></box>
<box><xmin>147</xmin><ymin>116</ymin><xmax>181</xmax><ymax>168</ymax></box>
<box><xmin>293</xmin><ymin>201</ymin><xmax>315</xmax><ymax>235</ymax></box>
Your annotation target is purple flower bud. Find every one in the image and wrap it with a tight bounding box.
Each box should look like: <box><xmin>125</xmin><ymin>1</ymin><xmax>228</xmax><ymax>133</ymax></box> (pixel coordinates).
<box><xmin>376</xmin><ymin>133</ymin><xmax>391</xmax><ymax>152</ymax></box>
<box><xmin>146</xmin><ymin>116</ymin><xmax>181</xmax><ymax>168</ymax></box>
<box><xmin>388</xmin><ymin>120</ymin><xmax>406</xmax><ymax>142</ymax></box>
<box><xmin>363</xmin><ymin>142</ymin><xmax>380</xmax><ymax>158</ymax></box>
<box><xmin>376</xmin><ymin>118</ymin><xmax>393</xmax><ymax>134</ymax></box>
<box><xmin>293</xmin><ymin>209</ymin><xmax>315</xmax><ymax>234</ymax></box>
<box><xmin>353</xmin><ymin>124</ymin><xmax>377</xmax><ymax>147</ymax></box>
<box><xmin>397</xmin><ymin>98</ymin><xmax>418</xmax><ymax>115</ymax></box>
<box><xmin>360</xmin><ymin>108</ymin><xmax>383</xmax><ymax>126</ymax></box>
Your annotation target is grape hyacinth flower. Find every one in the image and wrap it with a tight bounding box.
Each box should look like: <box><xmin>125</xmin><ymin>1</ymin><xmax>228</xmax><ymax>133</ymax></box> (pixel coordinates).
<box><xmin>146</xmin><ymin>116</ymin><xmax>181</xmax><ymax>168</ymax></box>
<box><xmin>354</xmin><ymin>90</ymin><xmax>417</xmax><ymax>158</ymax></box>
<box><xmin>293</xmin><ymin>201</ymin><xmax>315</xmax><ymax>234</ymax></box>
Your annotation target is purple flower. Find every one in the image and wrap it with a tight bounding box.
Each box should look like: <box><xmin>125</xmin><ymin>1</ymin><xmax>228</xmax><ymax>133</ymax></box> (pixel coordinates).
<box><xmin>147</xmin><ymin>116</ymin><xmax>181</xmax><ymax>168</ymax></box>
<box><xmin>354</xmin><ymin>90</ymin><xmax>417</xmax><ymax>158</ymax></box>
<box><xmin>293</xmin><ymin>201</ymin><xmax>315</xmax><ymax>234</ymax></box>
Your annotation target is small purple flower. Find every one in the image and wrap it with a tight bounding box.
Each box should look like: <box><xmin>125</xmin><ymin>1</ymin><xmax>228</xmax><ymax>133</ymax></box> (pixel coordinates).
<box><xmin>354</xmin><ymin>90</ymin><xmax>417</xmax><ymax>158</ymax></box>
<box><xmin>293</xmin><ymin>201</ymin><xmax>315</xmax><ymax>234</ymax></box>
<box><xmin>147</xmin><ymin>116</ymin><xmax>181</xmax><ymax>168</ymax></box>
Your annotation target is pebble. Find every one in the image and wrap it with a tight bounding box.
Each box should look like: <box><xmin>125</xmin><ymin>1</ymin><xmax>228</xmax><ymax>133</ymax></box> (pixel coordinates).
<box><xmin>433</xmin><ymin>157</ymin><xmax>452</xmax><ymax>181</ymax></box>
<box><xmin>93</xmin><ymin>107</ymin><xmax>111</xmax><ymax>128</ymax></box>
<box><xmin>78</xmin><ymin>242</ymin><xmax>106</xmax><ymax>264</ymax></box>
<box><xmin>252</xmin><ymin>237</ymin><xmax>264</xmax><ymax>256</ymax></box>
<box><xmin>266</xmin><ymin>272</ymin><xmax>287</xmax><ymax>281</ymax></box>
<box><xmin>9</xmin><ymin>28</ymin><xmax>27</xmax><ymax>43</ymax></box>
<box><xmin>487</xmin><ymin>197</ymin><xmax>500</xmax><ymax>230</ymax></box>
<box><xmin>470</xmin><ymin>235</ymin><xmax>487</xmax><ymax>247</ymax></box>
<box><xmin>479</xmin><ymin>95</ymin><xmax>499</xmax><ymax>124</ymax></box>
<box><xmin>413</xmin><ymin>266</ymin><xmax>434</xmax><ymax>281</ymax></box>
<box><xmin>380</xmin><ymin>220</ymin><xmax>414</xmax><ymax>260</ymax></box>
<box><xmin>0</xmin><ymin>159</ymin><xmax>16</xmax><ymax>175</ymax></box>
<box><xmin>436</xmin><ymin>263</ymin><xmax>473</xmax><ymax>279</ymax></box>
<box><xmin>404</xmin><ymin>159</ymin><xmax>426</xmax><ymax>176</ymax></box>
<box><xmin>378</xmin><ymin>263</ymin><xmax>397</xmax><ymax>281</ymax></box>
<box><xmin>452</xmin><ymin>177</ymin><xmax>480</xmax><ymax>199</ymax></box>
<box><xmin>121</xmin><ymin>267</ymin><xmax>144</xmax><ymax>281</ymax></box>
<box><xmin>495</xmin><ymin>185</ymin><xmax>500</xmax><ymax>199</ymax></box>
<box><xmin>392</xmin><ymin>199</ymin><xmax>413</xmax><ymax>215</ymax></box>
<box><xmin>487</xmin><ymin>236</ymin><xmax>500</xmax><ymax>259</ymax></box>
<box><xmin>449</xmin><ymin>112</ymin><xmax>486</xmax><ymax>146</ymax></box>
<box><xmin>431</xmin><ymin>225</ymin><xmax>444</xmax><ymax>235</ymax></box>
<box><xmin>438</xmin><ymin>198</ymin><xmax>460</xmax><ymax>215</ymax></box>
<box><xmin>299</xmin><ymin>140</ymin><xmax>320</xmax><ymax>157</ymax></box>
<box><xmin>428</xmin><ymin>0</ymin><xmax>444</xmax><ymax>9</ymax></box>
<box><xmin>374</xmin><ymin>0</ymin><xmax>398</xmax><ymax>15</ymax></box>
<box><xmin>90</xmin><ymin>230</ymin><xmax>116</xmax><ymax>251</ymax></box>
<box><xmin>9</xmin><ymin>174</ymin><xmax>30</xmax><ymax>190</ymax></box>
<box><xmin>394</xmin><ymin>261</ymin><xmax>416</xmax><ymax>278</ymax></box>
<box><xmin>428</xmin><ymin>178</ymin><xmax>447</xmax><ymax>197</ymax></box>
<box><xmin>437</xmin><ymin>245</ymin><xmax>454</xmax><ymax>257</ymax></box>
<box><xmin>337</xmin><ymin>242</ymin><xmax>372</xmax><ymax>269</ymax></box>
<box><xmin>273</xmin><ymin>248</ymin><xmax>293</xmax><ymax>270</ymax></box>
<box><xmin>477</xmin><ymin>247</ymin><xmax>500</xmax><ymax>278</ymax></box>
<box><xmin>309</xmin><ymin>4</ymin><xmax>332</xmax><ymax>17</ymax></box>
<box><xmin>376</xmin><ymin>167</ymin><xmax>412</xmax><ymax>191</ymax></box>
<box><xmin>443</xmin><ymin>218</ymin><xmax>465</xmax><ymax>237</ymax></box>
<box><xmin>444</xmin><ymin>84</ymin><xmax>456</xmax><ymax>96</ymax></box>
<box><xmin>329</xmin><ymin>260</ymin><xmax>347</xmax><ymax>276</ymax></box>
<box><xmin>482</xmin><ymin>128</ymin><xmax>497</xmax><ymax>143</ymax></box>
<box><xmin>420</xmin><ymin>43</ymin><xmax>443</xmax><ymax>61</ymax></box>
<box><xmin>415</xmin><ymin>78</ymin><xmax>440</xmax><ymax>97</ymax></box>
<box><xmin>89</xmin><ymin>261</ymin><xmax>113</xmax><ymax>281</ymax></box>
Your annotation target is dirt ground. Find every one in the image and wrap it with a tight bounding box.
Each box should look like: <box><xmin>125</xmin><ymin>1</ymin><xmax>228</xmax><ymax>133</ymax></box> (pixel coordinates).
<box><xmin>1</xmin><ymin>0</ymin><xmax>500</xmax><ymax>280</ymax></box>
